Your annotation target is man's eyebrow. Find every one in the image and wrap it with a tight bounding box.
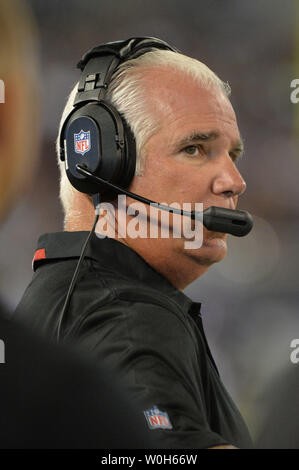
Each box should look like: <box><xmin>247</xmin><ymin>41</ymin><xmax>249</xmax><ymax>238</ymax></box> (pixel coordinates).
<box><xmin>173</xmin><ymin>130</ymin><xmax>245</xmax><ymax>159</ymax></box>
<box><xmin>174</xmin><ymin>131</ymin><xmax>219</xmax><ymax>149</ymax></box>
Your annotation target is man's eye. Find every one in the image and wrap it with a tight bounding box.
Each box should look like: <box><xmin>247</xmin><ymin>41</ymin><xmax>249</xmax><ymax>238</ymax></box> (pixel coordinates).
<box><xmin>229</xmin><ymin>152</ymin><xmax>238</xmax><ymax>163</ymax></box>
<box><xmin>183</xmin><ymin>145</ymin><xmax>204</xmax><ymax>157</ymax></box>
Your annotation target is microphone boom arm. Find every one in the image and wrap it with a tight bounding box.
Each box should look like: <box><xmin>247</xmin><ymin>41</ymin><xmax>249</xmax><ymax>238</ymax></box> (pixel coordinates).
<box><xmin>76</xmin><ymin>164</ymin><xmax>253</xmax><ymax>237</ymax></box>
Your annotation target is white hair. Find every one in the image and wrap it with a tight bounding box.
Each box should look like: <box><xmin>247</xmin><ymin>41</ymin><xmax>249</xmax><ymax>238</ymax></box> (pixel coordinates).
<box><xmin>56</xmin><ymin>49</ymin><xmax>231</xmax><ymax>218</ymax></box>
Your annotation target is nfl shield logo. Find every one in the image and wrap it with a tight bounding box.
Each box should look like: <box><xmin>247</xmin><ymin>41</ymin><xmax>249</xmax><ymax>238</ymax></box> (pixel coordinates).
<box><xmin>144</xmin><ymin>406</ymin><xmax>173</xmax><ymax>430</ymax></box>
<box><xmin>74</xmin><ymin>130</ymin><xmax>91</xmax><ymax>156</ymax></box>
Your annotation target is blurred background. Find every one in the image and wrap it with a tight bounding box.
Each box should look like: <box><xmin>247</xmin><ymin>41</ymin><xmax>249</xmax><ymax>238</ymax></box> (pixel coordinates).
<box><xmin>0</xmin><ymin>0</ymin><xmax>297</xmax><ymax>442</ymax></box>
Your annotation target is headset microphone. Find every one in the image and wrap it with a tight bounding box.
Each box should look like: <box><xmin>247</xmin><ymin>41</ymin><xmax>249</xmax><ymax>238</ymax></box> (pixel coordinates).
<box><xmin>76</xmin><ymin>164</ymin><xmax>253</xmax><ymax>237</ymax></box>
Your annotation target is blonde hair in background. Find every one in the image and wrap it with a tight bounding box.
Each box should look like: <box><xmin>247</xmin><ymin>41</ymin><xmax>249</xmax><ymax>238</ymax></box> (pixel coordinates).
<box><xmin>0</xmin><ymin>0</ymin><xmax>40</xmax><ymax>222</ymax></box>
<box><xmin>57</xmin><ymin>47</ymin><xmax>231</xmax><ymax>219</ymax></box>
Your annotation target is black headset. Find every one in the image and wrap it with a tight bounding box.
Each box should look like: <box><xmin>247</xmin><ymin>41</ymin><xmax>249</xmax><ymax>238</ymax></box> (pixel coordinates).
<box><xmin>59</xmin><ymin>37</ymin><xmax>179</xmax><ymax>199</ymax></box>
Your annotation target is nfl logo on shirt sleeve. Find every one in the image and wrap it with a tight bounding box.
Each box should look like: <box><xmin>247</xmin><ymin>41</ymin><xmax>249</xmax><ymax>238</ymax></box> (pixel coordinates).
<box><xmin>74</xmin><ymin>130</ymin><xmax>91</xmax><ymax>156</ymax></box>
<box><xmin>144</xmin><ymin>406</ymin><xmax>173</xmax><ymax>430</ymax></box>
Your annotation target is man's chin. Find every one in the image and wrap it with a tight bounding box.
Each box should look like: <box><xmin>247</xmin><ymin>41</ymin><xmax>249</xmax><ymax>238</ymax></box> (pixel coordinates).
<box><xmin>182</xmin><ymin>235</ymin><xmax>227</xmax><ymax>267</ymax></box>
<box><xmin>202</xmin><ymin>235</ymin><xmax>227</xmax><ymax>261</ymax></box>
<box><xmin>204</xmin><ymin>235</ymin><xmax>227</xmax><ymax>249</ymax></box>
<box><xmin>191</xmin><ymin>235</ymin><xmax>228</xmax><ymax>263</ymax></box>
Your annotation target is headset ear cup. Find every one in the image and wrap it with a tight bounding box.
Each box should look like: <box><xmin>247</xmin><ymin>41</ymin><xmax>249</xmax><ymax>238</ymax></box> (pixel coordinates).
<box><xmin>64</xmin><ymin>113</ymin><xmax>101</xmax><ymax>194</ymax></box>
<box><xmin>118</xmin><ymin>118</ymin><xmax>136</xmax><ymax>190</ymax></box>
<box><xmin>62</xmin><ymin>102</ymin><xmax>136</xmax><ymax>197</ymax></box>
<box><xmin>60</xmin><ymin>37</ymin><xmax>178</xmax><ymax>199</ymax></box>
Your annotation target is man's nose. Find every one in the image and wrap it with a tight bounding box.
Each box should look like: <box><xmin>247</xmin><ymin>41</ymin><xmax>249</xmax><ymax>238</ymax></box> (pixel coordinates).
<box><xmin>212</xmin><ymin>154</ymin><xmax>247</xmax><ymax>198</ymax></box>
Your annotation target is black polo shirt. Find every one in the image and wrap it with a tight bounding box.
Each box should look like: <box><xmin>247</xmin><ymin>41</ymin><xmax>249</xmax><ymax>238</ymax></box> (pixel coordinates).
<box><xmin>0</xmin><ymin>313</ymin><xmax>155</xmax><ymax>448</ymax></box>
<box><xmin>15</xmin><ymin>232</ymin><xmax>253</xmax><ymax>449</ymax></box>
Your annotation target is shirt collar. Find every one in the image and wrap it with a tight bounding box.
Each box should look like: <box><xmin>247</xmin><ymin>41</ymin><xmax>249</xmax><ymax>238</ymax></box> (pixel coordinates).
<box><xmin>33</xmin><ymin>232</ymin><xmax>201</xmax><ymax>315</ymax></box>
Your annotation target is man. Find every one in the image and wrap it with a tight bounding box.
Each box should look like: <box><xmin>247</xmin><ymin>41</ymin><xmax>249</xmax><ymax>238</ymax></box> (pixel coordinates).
<box><xmin>0</xmin><ymin>2</ymin><xmax>154</xmax><ymax>449</ymax></box>
<box><xmin>15</xmin><ymin>38</ymin><xmax>253</xmax><ymax>448</ymax></box>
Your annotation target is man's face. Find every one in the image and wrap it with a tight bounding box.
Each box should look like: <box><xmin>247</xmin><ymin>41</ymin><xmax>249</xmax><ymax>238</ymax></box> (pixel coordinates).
<box><xmin>126</xmin><ymin>67</ymin><xmax>246</xmax><ymax>282</ymax></box>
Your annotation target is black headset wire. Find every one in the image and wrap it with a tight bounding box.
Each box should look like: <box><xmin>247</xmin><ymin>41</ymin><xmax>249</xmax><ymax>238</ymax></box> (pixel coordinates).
<box><xmin>56</xmin><ymin>193</ymin><xmax>101</xmax><ymax>342</ymax></box>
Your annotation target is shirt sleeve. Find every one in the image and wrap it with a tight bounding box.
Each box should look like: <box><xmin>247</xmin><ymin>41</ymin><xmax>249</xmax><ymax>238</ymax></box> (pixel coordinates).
<box><xmin>68</xmin><ymin>298</ymin><xmax>230</xmax><ymax>449</ymax></box>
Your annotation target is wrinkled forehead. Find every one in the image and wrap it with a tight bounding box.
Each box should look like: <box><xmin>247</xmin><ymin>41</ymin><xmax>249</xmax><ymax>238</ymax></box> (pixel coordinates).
<box><xmin>142</xmin><ymin>67</ymin><xmax>236</xmax><ymax>122</ymax></box>
<box><xmin>141</xmin><ymin>66</ymin><xmax>239</xmax><ymax>141</ymax></box>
